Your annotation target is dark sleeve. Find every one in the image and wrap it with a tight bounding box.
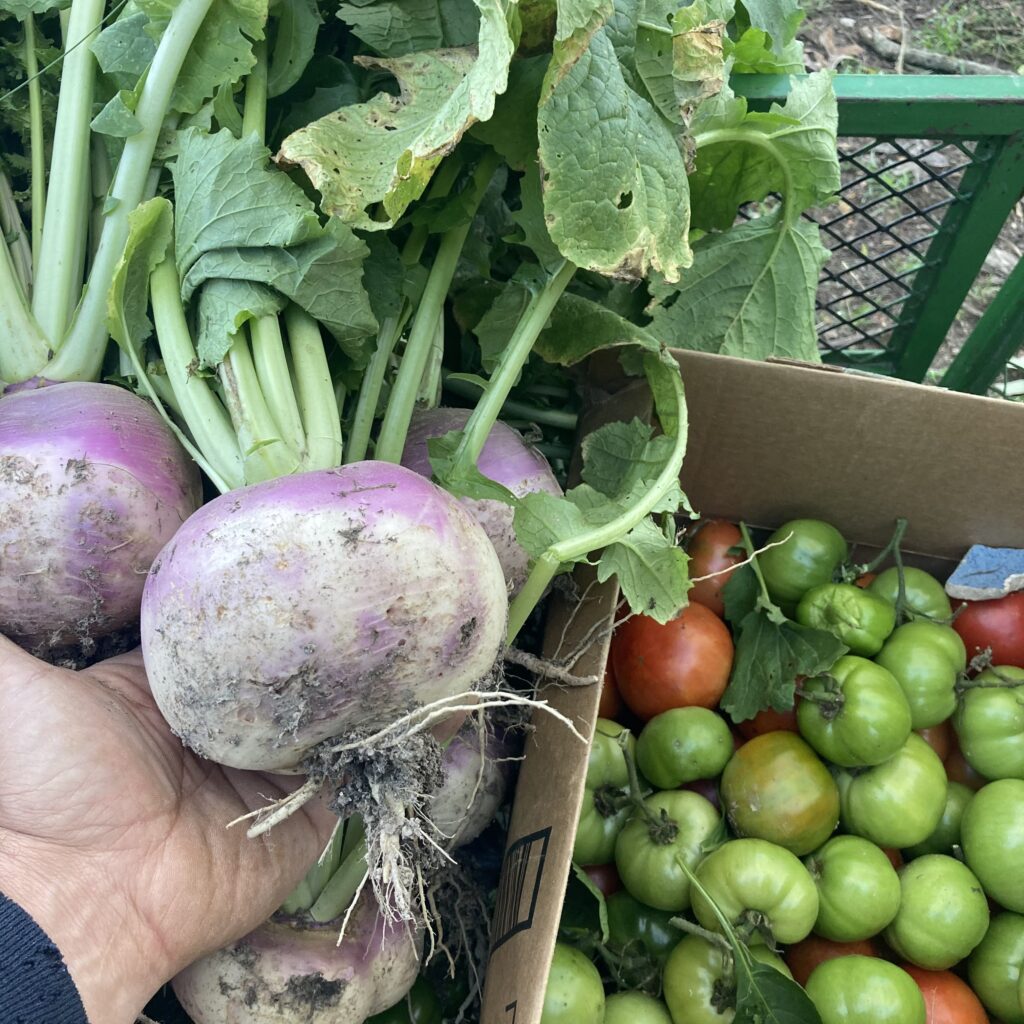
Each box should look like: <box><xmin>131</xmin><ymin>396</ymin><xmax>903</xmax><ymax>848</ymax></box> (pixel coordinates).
<box><xmin>0</xmin><ymin>891</ymin><xmax>88</xmax><ymax>1024</ymax></box>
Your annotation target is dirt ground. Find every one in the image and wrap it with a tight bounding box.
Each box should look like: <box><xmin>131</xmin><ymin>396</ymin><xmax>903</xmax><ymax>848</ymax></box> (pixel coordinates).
<box><xmin>794</xmin><ymin>0</ymin><xmax>1023</xmax><ymax>389</ymax></box>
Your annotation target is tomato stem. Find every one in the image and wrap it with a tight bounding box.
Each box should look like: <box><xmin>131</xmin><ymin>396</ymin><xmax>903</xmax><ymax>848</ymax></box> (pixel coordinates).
<box><xmin>738</xmin><ymin>521</ymin><xmax>788</xmax><ymax>624</ymax></box>
<box><xmin>617</xmin><ymin>731</ymin><xmax>677</xmax><ymax>841</ymax></box>
<box><xmin>668</xmin><ymin>916</ymin><xmax>732</xmax><ymax>953</ymax></box>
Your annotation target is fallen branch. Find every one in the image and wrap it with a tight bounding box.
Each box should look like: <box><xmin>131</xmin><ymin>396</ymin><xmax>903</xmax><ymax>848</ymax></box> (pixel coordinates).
<box><xmin>858</xmin><ymin>26</ymin><xmax>1010</xmax><ymax>74</ymax></box>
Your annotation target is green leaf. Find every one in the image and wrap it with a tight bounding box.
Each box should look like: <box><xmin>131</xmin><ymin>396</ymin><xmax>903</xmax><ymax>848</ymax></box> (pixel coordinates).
<box><xmin>267</xmin><ymin>0</ymin><xmax>320</xmax><ymax>97</ymax></box>
<box><xmin>426</xmin><ymin>430</ymin><xmax>519</xmax><ymax>502</ymax></box>
<box><xmin>508</xmin><ymin>165</ymin><xmax>563</xmax><ymax>271</ymax></box>
<box><xmin>90</xmin><ymin>89</ymin><xmax>142</xmax><ymax>138</ymax></box>
<box><xmin>734</xmin><ymin>959</ymin><xmax>823</xmax><ymax>1024</ymax></box>
<box><xmin>555</xmin><ymin>0</ymin><xmax>612</xmax><ymax>43</ymax></box>
<box><xmin>361</xmin><ymin>232</ymin><xmax>405</xmax><ymax>326</ymax></box>
<box><xmin>690</xmin><ymin>71</ymin><xmax>839</xmax><ymax>230</ymax></box>
<box><xmin>736</xmin><ymin>0</ymin><xmax>804</xmax><ymax>54</ymax></box>
<box><xmin>642</xmin><ymin>347</ymin><xmax>684</xmax><ymax>442</ymax></box>
<box><xmin>193</xmin><ymin>279</ymin><xmax>283</xmax><ymax>366</ymax></box>
<box><xmin>533</xmin><ymin>292</ymin><xmax>660</xmax><ymax>365</ymax></box>
<box><xmin>646</xmin><ymin>214</ymin><xmax>829</xmax><ymax>362</ymax></box>
<box><xmin>337</xmin><ymin>0</ymin><xmax>480</xmax><ymax>55</ymax></box>
<box><xmin>91</xmin><ymin>11</ymin><xmax>157</xmax><ymax>92</ymax></box>
<box><xmin>634</xmin><ymin>0</ymin><xmax>730</xmax><ymax>126</ymax></box>
<box><xmin>138</xmin><ymin>0</ymin><xmax>267</xmax><ymax>116</ymax></box>
<box><xmin>722</xmin><ymin>562</ymin><xmax>758</xmax><ymax>624</ymax></box>
<box><xmin>212</xmin><ymin>81</ymin><xmax>243</xmax><ymax>136</ymax></box>
<box><xmin>514</xmin><ymin>490</ymin><xmax>589</xmax><ymax>560</ymax></box>
<box><xmin>720</xmin><ymin>612</ymin><xmax>847</xmax><ymax>722</ymax></box>
<box><xmin>727</xmin><ymin>26</ymin><xmax>803</xmax><ymax>74</ymax></box>
<box><xmin>470</xmin><ymin>54</ymin><xmax>549</xmax><ymax>172</ymax></box>
<box><xmin>597</xmin><ymin>517</ymin><xmax>688</xmax><ymax>621</ymax></box>
<box><xmin>559</xmin><ymin>863</ymin><xmax>609</xmax><ymax>945</ymax></box>
<box><xmin>106</xmin><ymin>197</ymin><xmax>174</xmax><ymax>351</ymax></box>
<box><xmin>581</xmin><ymin>418</ymin><xmax>670</xmax><ymax>497</ymax></box>
<box><xmin>172</xmin><ymin>128</ymin><xmax>376</xmax><ymax>365</ymax></box>
<box><xmin>0</xmin><ymin>0</ymin><xmax>67</xmax><ymax>14</ymax></box>
<box><xmin>278</xmin><ymin>0</ymin><xmax>514</xmax><ymax>229</ymax></box>
<box><xmin>538</xmin><ymin>28</ymin><xmax>692</xmax><ymax>282</ymax></box>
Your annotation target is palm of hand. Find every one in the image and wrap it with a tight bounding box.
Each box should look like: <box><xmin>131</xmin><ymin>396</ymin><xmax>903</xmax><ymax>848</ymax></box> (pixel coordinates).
<box><xmin>0</xmin><ymin>637</ymin><xmax>334</xmax><ymax>1022</ymax></box>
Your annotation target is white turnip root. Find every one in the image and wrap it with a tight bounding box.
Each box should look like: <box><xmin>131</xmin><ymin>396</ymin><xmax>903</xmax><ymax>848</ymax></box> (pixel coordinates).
<box><xmin>428</xmin><ymin>717</ymin><xmax>511</xmax><ymax>850</ymax></box>
<box><xmin>173</xmin><ymin>890</ymin><xmax>422</xmax><ymax>1024</ymax></box>
<box><xmin>400</xmin><ymin>408</ymin><xmax>562</xmax><ymax>594</ymax></box>
<box><xmin>140</xmin><ymin>461</ymin><xmax>508</xmax><ymax>773</ymax></box>
<box><xmin>0</xmin><ymin>382</ymin><xmax>201</xmax><ymax>660</ymax></box>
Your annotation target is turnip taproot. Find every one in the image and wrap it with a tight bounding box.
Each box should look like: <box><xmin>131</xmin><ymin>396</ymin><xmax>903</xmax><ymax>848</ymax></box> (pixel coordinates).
<box><xmin>140</xmin><ymin>461</ymin><xmax>508</xmax><ymax>772</ymax></box>
<box><xmin>401</xmin><ymin>407</ymin><xmax>562</xmax><ymax>594</ymax></box>
<box><xmin>0</xmin><ymin>382</ymin><xmax>201</xmax><ymax>659</ymax></box>
<box><xmin>173</xmin><ymin>890</ymin><xmax>422</xmax><ymax>1024</ymax></box>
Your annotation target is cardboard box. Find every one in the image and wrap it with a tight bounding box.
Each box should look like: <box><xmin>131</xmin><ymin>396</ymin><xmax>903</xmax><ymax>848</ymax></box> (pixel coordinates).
<box><xmin>480</xmin><ymin>348</ymin><xmax>1024</xmax><ymax>1023</ymax></box>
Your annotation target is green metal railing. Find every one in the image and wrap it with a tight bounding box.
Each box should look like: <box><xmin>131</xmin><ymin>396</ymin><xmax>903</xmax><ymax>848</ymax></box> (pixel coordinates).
<box><xmin>734</xmin><ymin>74</ymin><xmax>1024</xmax><ymax>395</ymax></box>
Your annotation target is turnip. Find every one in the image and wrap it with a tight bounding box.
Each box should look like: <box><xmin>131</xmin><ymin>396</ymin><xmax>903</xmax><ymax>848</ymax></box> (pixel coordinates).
<box><xmin>173</xmin><ymin>889</ymin><xmax>422</xmax><ymax>1024</ymax></box>
<box><xmin>0</xmin><ymin>382</ymin><xmax>201</xmax><ymax>660</ymax></box>
<box><xmin>140</xmin><ymin>461</ymin><xmax>508</xmax><ymax>773</ymax></box>
<box><xmin>401</xmin><ymin>407</ymin><xmax>562</xmax><ymax>594</ymax></box>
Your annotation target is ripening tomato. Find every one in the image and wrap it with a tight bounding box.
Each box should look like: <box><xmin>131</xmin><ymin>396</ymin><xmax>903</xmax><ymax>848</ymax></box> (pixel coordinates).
<box><xmin>735</xmin><ymin>705</ymin><xmax>800</xmax><ymax>740</ymax></box>
<box><xmin>786</xmin><ymin>936</ymin><xmax>880</xmax><ymax>988</ymax></box>
<box><xmin>953</xmin><ymin>592</ymin><xmax>1024</xmax><ymax>669</ymax></box>
<box><xmin>685</xmin><ymin>520</ymin><xmax>743</xmax><ymax>618</ymax></box>
<box><xmin>582</xmin><ymin>863</ymin><xmax>621</xmax><ymax>897</ymax></box>
<box><xmin>901</xmin><ymin>965</ymin><xmax>988</xmax><ymax>1024</ymax></box>
<box><xmin>917</xmin><ymin>721</ymin><xmax>954</xmax><ymax>762</ymax></box>
<box><xmin>611</xmin><ymin>604</ymin><xmax>734</xmax><ymax>720</ymax></box>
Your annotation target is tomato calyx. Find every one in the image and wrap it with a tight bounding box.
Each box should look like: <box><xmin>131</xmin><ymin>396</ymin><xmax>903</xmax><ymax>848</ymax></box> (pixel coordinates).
<box><xmin>593</xmin><ymin>784</ymin><xmax>633</xmax><ymax>819</ymax></box>
<box><xmin>795</xmin><ymin>673</ymin><xmax>845</xmax><ymax>720</ymax></box>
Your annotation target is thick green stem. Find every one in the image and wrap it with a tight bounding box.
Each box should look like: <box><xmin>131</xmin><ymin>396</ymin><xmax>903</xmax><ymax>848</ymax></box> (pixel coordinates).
<box><xmin>442</xmin><ymin>374</ymin><xmax>578</xmax><ymax>430</ymax></box>
<box><xmin>450</xmin><ymin>259</ymin><xmax>576</xmax><ymax>477</ymax></box>
<box><xmin>286</xmin><ymin>304</ymin><xmax>342</xmax><ymax>470</ymax></box>
<box><xmin>31</xmin><ymin>0</ymin><xmax>103</xmax><ymax>344</ymax></box>
<box><xmin>308</xmin><ymin>841</ymin><xmax>368</xmax><ymax>923</ymax></box>
<box><xmin>280</xmin><ymin>821</ymin><xmax>345</xmax><ymax>915</ymax></box>
<box><xmin>416</xmin><ymin>305</ymin><xmax>445</xmax><ymax>408</ymax></box>
<box><xmin>48</xmin><ymin>0</ymin><xmax>219</xmax><ymax>383</ymax></box>
<box><xmin>150</xmin><ymin>256</ymin><xmax>244</xmax><ymax>492</ymax></box>
<box><xmin>506</xmin><ymin>363</ymin><xmax>687</xmax><ymax>643</ymax></box>
<box><xmin>0</xmin><ymin>174</ymin><xmax>32</xmax><ymax>294</ymax></box>
<box><xmin>23</xmin><ymin>16</ymin><xmax>44</xmax><ymax>269</ymax></box>
<box><xmin>251</xmin><ymin>314</ymin><xmax>306</xmax><ymax>456</ymax></box>
<box><xmin>241</xmin><ymin>38</ymin><xmax>268</xmax><ymax>139</ymax></box>
<box><xmin>0</xmin><ymin>237</ymin><xmax>49</xmax><ymax>381</ymax></box>
<box><xmin>220</xmin><ymin>328</ymin><xmax>299</xmax><ymax>483</ymax></box>
<box><xmin>858</xmin><ymin>518</ymin><xmax>909</xmax><ymax>577</ymax></box>
<box><xmin>374</xmin><ymin>152</ymin><xmax>500</xmax><ymax>464</ymax></box>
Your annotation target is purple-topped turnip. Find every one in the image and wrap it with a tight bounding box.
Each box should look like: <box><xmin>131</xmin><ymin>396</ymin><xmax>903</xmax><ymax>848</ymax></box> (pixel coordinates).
<box><xmin>173</xmin><ymin>889</ymin><xmax>422</xmax><ymax>1024</ymax></box>
<box><xmin>140</xmin><ymin>461</ymin><xmax>508</xmax><ymax>773</ymax></box>
<box><xmin>0</xmin><ymin>382</ymin><xmax>201</xmax><ymax>660</ymax></box>
<box><xmin>401</xmin><ymin>407</ymin><xmax>562</xmax><ymax>594</ymax></box>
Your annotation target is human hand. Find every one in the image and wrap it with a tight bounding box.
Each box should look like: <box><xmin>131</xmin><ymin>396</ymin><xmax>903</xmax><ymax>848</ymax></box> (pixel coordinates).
<box><xmin>0</xmin><ymin>635</ymin><xmax>336</xmax><ymax>1024</ymax></box>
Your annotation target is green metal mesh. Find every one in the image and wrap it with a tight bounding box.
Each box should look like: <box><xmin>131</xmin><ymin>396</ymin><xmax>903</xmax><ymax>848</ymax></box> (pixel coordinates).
<box><xmin>811</xmin><ymin>136</ymin><xmax>977</xmax><ymax>361</ymax></box>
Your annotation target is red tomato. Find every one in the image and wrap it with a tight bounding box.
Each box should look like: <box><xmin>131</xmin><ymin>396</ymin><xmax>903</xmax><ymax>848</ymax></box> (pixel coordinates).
<box><xmin>686</xmin><ymin>520</ymin><xmax>743</xmax><ymax>618</ymax></box>
<box><xmin>786</xmin><ymin>936</ymin><xmax>880</xmax><ymax>988</ymax></box>
<box><xmin>681</xmin><ymin>777</ymin><xmax>721</xmax><ymax>810</ymax></box>
<box><xmin>855</xmin><ymin>572</ymin><xmax>877</xmax><ymax>589</ymax></box>
<box><xmin>736</xmin><ymin>706</ymin><xmax>800</xmax><ymax>740</ymax></box>
<box><xmin>881</xmin><ymin>847</ymin><xmax>904</xmax><ymax>871</ymax></box>
<box><xmin>900</xmin><ymin>965</ymin><xmax>987</xmax><ymax>1024</ymax></box>
<box><xmin>598</xmin><ymin>662</ymin><xmax>622</xmax><ymax>720</ymax></box>
<box><xmin>582</xmin><ymin>863</ymin><xmax>622</xmax><ymax>897</ymax></box>
<box><xmin>611</xmin><ymin>604</ymin><xmax>734</xmax><ymax>721</ymax></box>
<box><xmin>944</xmin><ymin>744</ymin><xmax>987</xmax><ymax>791</ymax></box>
<box><xmin>917</xmin><ymin>721</ymin><xmax>954</xmax><ymax>762</ymax></box>
<box><xmin>953</xmin><ymin>591</ymin><xmax>1024</xmax><ymax>669</ymax></box>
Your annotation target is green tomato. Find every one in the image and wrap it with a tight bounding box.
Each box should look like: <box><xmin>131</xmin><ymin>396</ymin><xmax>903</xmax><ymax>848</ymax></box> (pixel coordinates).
<box><xmin>874</xmin><ymin>621</ymin><xmax>965</xmax><ymax>729</ymax></box>
<box><xmin>636</xmin><ymin>707</ymin><xmax>733</xmax><ymax>789</ymax></box>
<box><xmin>615</xmin><ymin>790</ymin><xmax>722</xmax><ymax>912</ymax></box>
<box><xmin>574</xmin><ymin>719</ymin><xmax>635</xmax><ymax>864</ymax></box>
<box><xmin>797</xmin><ymin>656</ymin><xmax>912</xmax><ymax>767</ymax></box>
<box><xmin>721</xmin><ymin>731</ymin><xmax>839</xmax><ymax>856</ymax></box>
<box><xmin>903</xmin><ymin>780</ymin><xmax>972</xmax><ymax>859</ymax></box>
<box><xmin>603</xmin><ymin>991</ymin><xmax>672</xmax><ymax>1024</ymax></box>
<box><xmin>805</xmin><ymin>956</ymin><xmax>926</xmax><ymax>1024</ymax></box>
<box><xmin>366</xmin><ymin>977</ymin><xmax>442</xmax><ymax>1024</ymax></box>
<box><xmin>868</xmin><ymin>566</ymin><xmax>952</xmax><ymax>622</ymax></box>
<box><xmin>757</xmin><ymin>519</ymin><xmax>848</xmax><ymax>610</ymax></box>
<box><xmin>663</xmin><ymin>934</ymin><xmax>790</xmax><ymax>1024</ymax></box>
<box><xmin>541</xmin><ymin>944</ymin><xmax>604</xmax><ymax>1024</ymax></box>
<box><xmin>954</xmin><ymin>666</ymin><xmax>1024</xmax><ymax>780</ymax></box>
<box><xmin>884</xmin><ymin>854</ymin><xmax>990</xmax><ymax>969</ymax></box>
<box><xmin>692</xmin><ymin>838</ymin><xmax>819</xmax><ymax>945</ymax></box>
<box><xmin>834</xmin><ymin>732</ymin><xmax>947</xmax><ymax>848</ymax></box>
<box><xmin>804</xmin><ymin>835</ymin><xmax>900</xmax><ymax>943</ymax></box>
<box><xmin>961</xmin><ymin>778</ymin><xmax>1024</xmax><ymax>913</ymax></box>
<box><xmin>796</xmin><ymin>583</ymin><xmax>896</xmax><ymax>656</ymax></box>
<box><xmin>605</xmin><ymin>890</ymin><xmax>682</xmax><ymax>966</ymax></box>
<box><xmin>967</xmin><ymin>912</ymin><xmax>1024</xmax><ymax>1024</ymax></box>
